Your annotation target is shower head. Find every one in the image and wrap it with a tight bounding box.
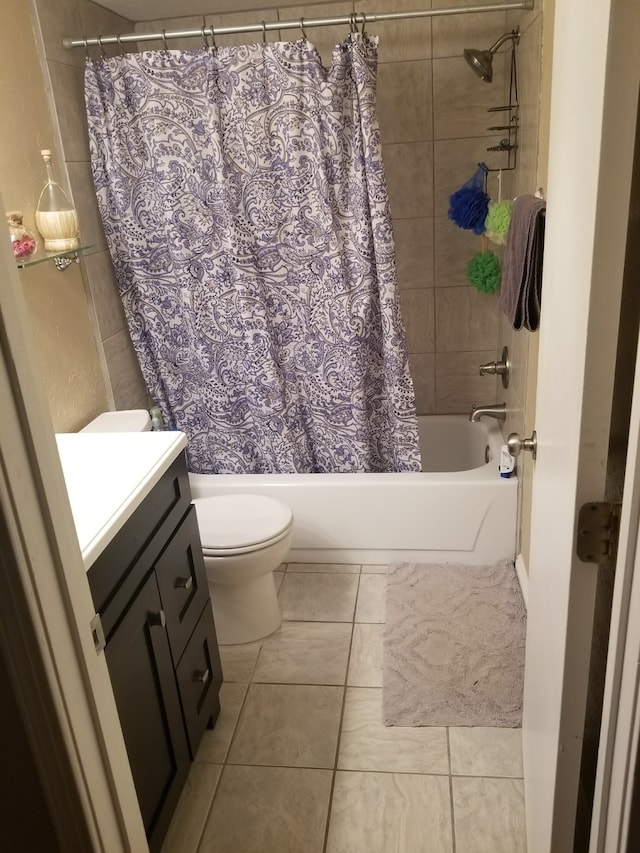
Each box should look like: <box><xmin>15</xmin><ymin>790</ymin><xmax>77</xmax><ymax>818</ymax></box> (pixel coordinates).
<box><xmin>463</xmin><ymin>29</ymin><xmax>520</xmax><ymax>83</ymax></box>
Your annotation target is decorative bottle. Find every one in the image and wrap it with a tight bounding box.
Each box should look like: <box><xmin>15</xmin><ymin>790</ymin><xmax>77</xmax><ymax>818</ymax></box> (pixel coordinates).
<box><xmin>35</xmin><ymin>150</ymin><xmax>79</xmax><ymax>252</ymax></box>
<box><xmin>7</xmin><ymin>211</ymin><xmax>37</xmax><ymax>260</ymax></box>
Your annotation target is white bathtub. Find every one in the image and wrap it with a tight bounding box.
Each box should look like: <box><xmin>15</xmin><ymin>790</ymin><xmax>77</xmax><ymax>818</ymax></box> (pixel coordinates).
<box><xmin>189</xmin><ymin>415</ymin><xmax>517</xmax><ymax>565</ymax></box>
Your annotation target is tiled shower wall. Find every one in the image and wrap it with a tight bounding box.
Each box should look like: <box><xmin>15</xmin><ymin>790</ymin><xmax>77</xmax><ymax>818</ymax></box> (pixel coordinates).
<box><xmin>33</xmin><ymin>0</ymin><xmax>542</xmax><ymax>419</ymax></box>
<box><xmin>32</xmin><ymin>0</ymin><xmax>147</xmax><ymax>415</ymax></box>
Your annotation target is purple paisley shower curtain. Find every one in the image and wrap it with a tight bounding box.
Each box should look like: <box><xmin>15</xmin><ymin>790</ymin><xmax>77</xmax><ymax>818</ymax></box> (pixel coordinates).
<box><xmin>85</xmin><ymin>35</ymin><xmax>421</xmax><ymax>474</ymax></box>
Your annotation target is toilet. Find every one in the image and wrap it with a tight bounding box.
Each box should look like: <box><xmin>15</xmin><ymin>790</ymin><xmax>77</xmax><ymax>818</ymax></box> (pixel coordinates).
<box><xmin>193</xmin><ymin>494</ymin><xmax>292</xmax><ymax>645</ymax></box>
<box><xmin>80</xmin><ymin>410</ymin><xmax>292</xmax><ymax>645</ymax></box>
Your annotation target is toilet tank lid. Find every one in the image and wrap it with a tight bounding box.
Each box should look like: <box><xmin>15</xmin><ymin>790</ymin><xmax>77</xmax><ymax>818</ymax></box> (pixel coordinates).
<box><xmin>80</xmin><ymin>410</ymin><xmax>152</xmax><ymax>433</ymax></box>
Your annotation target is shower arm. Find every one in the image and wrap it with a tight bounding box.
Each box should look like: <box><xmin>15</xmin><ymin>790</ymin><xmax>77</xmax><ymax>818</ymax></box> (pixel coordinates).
<box><xmin>487</xmin><ymin>31</ymin><xmax>520</xmax><ymax>54</ymax></box>
<box><xmin>62</xmin><ymin>1</ymin><xmax>535</xmax><ymax>50</ymax></box>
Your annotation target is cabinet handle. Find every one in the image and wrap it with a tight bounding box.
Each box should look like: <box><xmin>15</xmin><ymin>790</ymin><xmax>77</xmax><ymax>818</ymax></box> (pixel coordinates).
<box><xmin>149</xmin><ymin>610</ymin><xmax>166</xmax><ymax>629</ymax></box>
<box><xmin>174</xmin><ymin>575</ymin><xmax>193</xmax><ymax>591</ymax></box>
<box><xmin>193</xmin><ymin>668</ymin><xmax>210</xmax><ymax>684</ymax></box>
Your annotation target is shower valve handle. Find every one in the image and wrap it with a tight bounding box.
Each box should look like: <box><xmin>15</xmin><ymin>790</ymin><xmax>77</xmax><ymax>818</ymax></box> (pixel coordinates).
<box><xmin>479</xmin><ymin>347</ymin><xmax>510</xmax><ymax>389</ymax></box>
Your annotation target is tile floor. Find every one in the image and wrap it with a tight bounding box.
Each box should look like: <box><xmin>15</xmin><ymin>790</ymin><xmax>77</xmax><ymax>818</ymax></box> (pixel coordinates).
<box><xmin>162</xmin><ymin>563</ymin><xmax>527</xmax><ymax>853</ymax></box>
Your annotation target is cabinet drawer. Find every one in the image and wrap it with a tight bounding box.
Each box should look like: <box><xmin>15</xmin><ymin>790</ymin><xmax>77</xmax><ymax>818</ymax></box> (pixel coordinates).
<box><xmin>176</xmin><ymin>605</ymin><xmax>223</xmax><ymax>758</ymax></box>
<box><xmin>155</xmin><ymin>505</ymin><xmax>210</xmax><ymax>664</ymax></box>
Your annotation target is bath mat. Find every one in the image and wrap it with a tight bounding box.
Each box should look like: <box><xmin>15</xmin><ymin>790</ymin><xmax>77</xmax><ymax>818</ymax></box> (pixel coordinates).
<box><xmin>383</xmin><ymin>560</ymin><xmax>526</xmax><ymax>727</ymax></box>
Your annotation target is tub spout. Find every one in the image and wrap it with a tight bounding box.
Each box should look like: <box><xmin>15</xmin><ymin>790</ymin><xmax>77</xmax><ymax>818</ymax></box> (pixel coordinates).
<box><xmin>469</xmin><ymin>403</ymin><xmax>507</xmax><ymax>423</ymax></box>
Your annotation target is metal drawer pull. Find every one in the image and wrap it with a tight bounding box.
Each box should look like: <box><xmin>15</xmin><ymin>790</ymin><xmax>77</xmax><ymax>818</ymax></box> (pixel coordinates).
<box><xmin>193</xmin><ymin>668</ymin><xmax>210</xmax><ymax>684</ymax></box>
<box><xmin>174</xmin><ymin>575</ymin><xmax>193</xmax><ymax>590</ymax></box>
<box><xmin>149</xmin><ymin>610</ymin><xmax>166</xmax><ymax>629</ymax></box>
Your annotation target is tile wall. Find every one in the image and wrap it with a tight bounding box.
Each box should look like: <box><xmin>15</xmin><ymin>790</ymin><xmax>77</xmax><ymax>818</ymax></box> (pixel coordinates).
<box><xmin>32</xmin><ymin>0</ymin><xmax>149</xmax><ymax>415</ymax></box>
<box><xmin>31</xmin><ymin>0</ymin><xmax>543</xmax><ymax>420</ymax></box>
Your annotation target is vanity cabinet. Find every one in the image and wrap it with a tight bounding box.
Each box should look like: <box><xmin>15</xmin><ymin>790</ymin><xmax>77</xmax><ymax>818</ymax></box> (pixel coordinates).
<box><xmin>87</xmin><ymin>454</ymin><xmax>222</xmax><ymax>853</ymax></box>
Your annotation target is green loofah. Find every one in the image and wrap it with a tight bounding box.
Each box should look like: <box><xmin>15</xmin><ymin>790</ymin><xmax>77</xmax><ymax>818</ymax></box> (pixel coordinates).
<box><xmin>466</xmin><ymin>250</ymin><xmax>501</xmax><ymax>294</ymax></box>
<box><xmin>485</xmin><ymin>199</ymin><xmax>513</xmax><ymax>245</ymax></box>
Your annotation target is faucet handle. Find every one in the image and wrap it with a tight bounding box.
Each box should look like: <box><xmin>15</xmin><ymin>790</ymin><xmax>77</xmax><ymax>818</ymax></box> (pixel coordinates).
<box><xmin>479</xmin><ymin>346</ymin><xmax>510</xmax><ymax>389</ymax></box>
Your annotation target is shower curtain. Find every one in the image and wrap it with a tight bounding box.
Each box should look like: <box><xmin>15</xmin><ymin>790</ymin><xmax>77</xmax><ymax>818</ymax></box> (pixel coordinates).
<box><xmin>85</xmin><ymin>35</ymin><xmax>421</xmax><ymax>474</ymax></box>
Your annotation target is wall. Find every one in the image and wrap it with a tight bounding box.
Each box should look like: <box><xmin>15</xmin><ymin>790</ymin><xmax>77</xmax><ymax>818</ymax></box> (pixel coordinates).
<box><xmin>0</xmin><ymin>2</ymin><xmax>108</xmax><ymax>431</ymax></box>
<box><xmin>32</xmin><ymin>0</ymin><xmax>149</xmax><ymax>416</ymax></box>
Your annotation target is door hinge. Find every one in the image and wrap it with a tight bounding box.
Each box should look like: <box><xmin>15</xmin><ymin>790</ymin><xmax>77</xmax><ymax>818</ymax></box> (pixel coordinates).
<box><xmin>90</xmin><ymin>613</ymin><xmax>106</xmax><ymax>655</ymax></box>
<box><xmin>576</xmin><ymin>502</ymin><xmax>622</xmax><ymax>564</ymax></box>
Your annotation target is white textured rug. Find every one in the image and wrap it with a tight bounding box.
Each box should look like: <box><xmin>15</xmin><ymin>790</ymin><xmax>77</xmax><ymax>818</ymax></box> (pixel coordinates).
<box><xmin>383</xmin><ymin>560</ymin><xmax>526</xmax><ymax>727</ymax></box>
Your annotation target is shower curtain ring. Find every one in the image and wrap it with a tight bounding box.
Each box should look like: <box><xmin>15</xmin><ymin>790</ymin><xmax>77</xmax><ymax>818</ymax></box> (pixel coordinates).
<box><xmin>83</xmin><ymin>37</ymin><xmax>90</xmax><ymax>59</ymax></box>
<box><xmin>201</xmin><ymin>26</ymin><xmax>209</xmax><ymax>48</ymax></box>
<box><xmin>360</xmin><ymin>13</ymin><xmax>367</xmax><ymax>35</ymax></box>
<box><xmin>262</xmin><ymin>21</ymin><xmax>267</xmax><ymax>43</ymax></box>
<box><xmin>161</xmin><ymin>29</ymin><xmax>168</xmax><ymax>51</ymax></box>
<box><xmin>116</xmin><ymin>34</ymin><xmax>125</xmax><ymax>55</ymax></box>
<box><xmin>299</xmin><ymin>17</ymin><xmax>307</xmax><ymax>40</ymax></box>
<box><xmin>98</xmin><ymin>35</ymin><xmax>106</xmax><ymax>56</ymax></box>
<box><xmin>350</xmin><ymin>12</ymin><xmax>358</xmax><ymax>33</ymax></box>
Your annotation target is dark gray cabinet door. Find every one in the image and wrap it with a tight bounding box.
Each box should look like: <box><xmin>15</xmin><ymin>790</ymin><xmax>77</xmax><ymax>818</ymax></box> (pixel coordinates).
<box><xmin>105</xmin><ymin>571</ymin><xmax>190</xmax><ymax>853</ymax></box>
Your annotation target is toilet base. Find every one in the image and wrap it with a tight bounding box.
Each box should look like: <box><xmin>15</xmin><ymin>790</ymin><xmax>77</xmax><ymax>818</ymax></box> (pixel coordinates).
<box><xmin>208</xmin><ymin>572</ymin><xmax>281</xmax><ymax>645</ymax></box>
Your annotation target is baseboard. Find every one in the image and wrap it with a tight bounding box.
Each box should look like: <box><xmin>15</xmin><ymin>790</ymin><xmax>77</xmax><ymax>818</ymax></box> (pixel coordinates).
<box><xmin>515</xmin><ymin>553</ymin><xmax>528</xmax><ymax>610</ymax></box>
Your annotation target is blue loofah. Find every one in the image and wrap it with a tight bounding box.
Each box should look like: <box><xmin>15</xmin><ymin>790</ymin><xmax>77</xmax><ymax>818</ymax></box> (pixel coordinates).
<box><xmin>448</xmin><ymin>163</ymin><xmax>490</xmax><ymax>235</ymax></box>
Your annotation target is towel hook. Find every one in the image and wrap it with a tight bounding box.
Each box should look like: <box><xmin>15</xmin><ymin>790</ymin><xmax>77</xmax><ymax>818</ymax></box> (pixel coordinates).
<box><xmin>299</xmin><ymin>18</ymin><xmax>307</xmax><ymax>40</ymax></box>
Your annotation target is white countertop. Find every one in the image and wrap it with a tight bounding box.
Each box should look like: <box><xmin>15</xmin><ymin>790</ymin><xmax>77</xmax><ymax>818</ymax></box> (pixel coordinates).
<box><xmin>56</xmin><ymin>431</ymin><xmax>188</xmax><ymax>570</ymax></box>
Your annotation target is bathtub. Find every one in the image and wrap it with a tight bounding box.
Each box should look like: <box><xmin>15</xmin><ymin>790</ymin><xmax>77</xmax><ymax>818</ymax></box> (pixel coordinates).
<box><xmin>189</xmin><ymin>415</ymin><xmax>517</xmax><ymax>565</ymax></box>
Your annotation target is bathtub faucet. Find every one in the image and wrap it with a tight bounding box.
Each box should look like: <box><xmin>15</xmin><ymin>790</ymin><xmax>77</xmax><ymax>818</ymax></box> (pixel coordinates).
<box><xmin>469</xmin><ymin>403</ymin><xmax>507</xmax><ymax>423</ymax></box>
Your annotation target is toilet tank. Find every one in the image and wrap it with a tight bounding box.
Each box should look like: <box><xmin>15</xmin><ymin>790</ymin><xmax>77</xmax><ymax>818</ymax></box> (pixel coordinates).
<box><xmin>80</xmin><ymin>409</ymin><xmax>152</xmax><ymax>433</ymax></box>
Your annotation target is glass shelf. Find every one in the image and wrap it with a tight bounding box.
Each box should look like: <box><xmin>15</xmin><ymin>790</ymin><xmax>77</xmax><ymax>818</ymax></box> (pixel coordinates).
<box><xmin>16</xmin><ymin>244</ymin><xmax>95</xmax><ymax>271</ymax></box>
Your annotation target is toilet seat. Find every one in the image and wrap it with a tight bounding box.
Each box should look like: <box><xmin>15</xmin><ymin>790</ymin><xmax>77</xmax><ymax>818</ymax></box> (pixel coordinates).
<box><xmin>193</xmin><ymin>494</ymin><xmax>293</xmax><ymax>557</ymax></box>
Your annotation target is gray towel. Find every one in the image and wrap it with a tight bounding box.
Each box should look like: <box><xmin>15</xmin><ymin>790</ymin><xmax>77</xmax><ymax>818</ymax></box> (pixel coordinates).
<box><xmin>498</xmin><ymin>194</ymin><xmax>546</xmax><ymax>331</ymax></box>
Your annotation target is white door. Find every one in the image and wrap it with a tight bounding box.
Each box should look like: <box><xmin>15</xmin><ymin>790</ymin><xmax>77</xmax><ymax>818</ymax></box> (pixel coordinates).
<box><xmin>523</xmin><ymin>1</ymin><xmax>640</xmax><ymax>851</ymax></box>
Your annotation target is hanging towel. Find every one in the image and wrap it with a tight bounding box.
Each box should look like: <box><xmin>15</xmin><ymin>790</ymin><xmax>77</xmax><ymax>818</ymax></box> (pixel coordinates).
<box><xmin>498</xmin><ymin>194</ymin><xmax>546</xmax><ymax>331</ymax></box>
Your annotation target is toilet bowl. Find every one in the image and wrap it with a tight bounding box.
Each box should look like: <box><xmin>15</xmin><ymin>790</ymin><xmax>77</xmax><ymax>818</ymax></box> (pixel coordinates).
<box><xmin>193</xmin><ymin>494</ymin><xmax>293</xmax><ymax>645</ymax></box>
<box><xmin>80</xmin><ymin>409</ymin><xmax>293</xmax><ymax>646</ymax></box>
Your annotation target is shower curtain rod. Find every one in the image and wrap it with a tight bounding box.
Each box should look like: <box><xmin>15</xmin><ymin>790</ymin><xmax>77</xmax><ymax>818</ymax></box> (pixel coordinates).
<box><xmin>63</xmin><ymin>0</ymin><xmax>534</xmax><ymax>50</ymax></box>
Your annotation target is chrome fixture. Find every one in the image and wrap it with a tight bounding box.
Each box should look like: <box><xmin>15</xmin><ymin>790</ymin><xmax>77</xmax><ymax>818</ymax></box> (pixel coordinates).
<box><xmin>506</xmin><ymin>431</ymin><xmax>537</xmax><ymax>460</ymax></box>
<box><xmin>64</xmin><ymin>3</ymin><xmax>536</xmax><ymax>51</ymax></box>
<box><xmin>479</xmin><ymin>346</ymin><xmax>510</xmax><ymax>389</ymax></box>
<box><xmin>469</xmin><ymin>403</ymin><xmax>507</xmax><ymax>423</ymax></box>
<box><xmin>464</xmin><ymin>29</ymin><xmax>520</xmax><ymax>83</ymax></box>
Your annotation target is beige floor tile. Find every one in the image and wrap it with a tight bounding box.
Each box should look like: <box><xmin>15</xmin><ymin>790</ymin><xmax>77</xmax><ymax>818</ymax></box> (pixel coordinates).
<box><xmin>273</xmin><ymin>571</ymin><xmax>284</xmax><ymax>593</ymax></box>
<box><xmin>452</xmin><ymin>777</ymin><xmax>526</xmax><ymax>853</ymax></box>
<box><xmin>278</xmin><ymin>572</ymin><xmax>358</xmax><ymax>621</ymax></box>
<box><xmin>218</xmin><ymin>640</ymin><xmax>262</xmax><ymax>682</ymax></box>
<box><xmin>287</xmin><ymin>562</ymin><xmax>360</xmax><ymax>573</ymax></box>
<box><xmin>161</xmin><ymin>762</ymin><xmax>221</xmax><ymax>853</ymax></box>
<box><xmin>449</xmin><ymin>727</ymin><xmax>523</xmax><ymax>777</ymax></box>
<box><xmin>228</xmin><ymin>683</ymin><xmax>343</xmax><ymax>768</ymax></box>
<box><xmin>348</xmin><ymin>623</ymin><xmax>383</xmax><ymax>687</ymax></box>
<box><xmin>200</xmin><ymin>765</ymin><xmax>332</xmax><ymax>853</ymax></box>
<box><xmin>355</xmin><ymin>574</ymin><xmax>386</xmax><ymax>623</ymax></box>
<box><xmin>326</xmin><ymin>770</ymin><xmax>453</xmax><ymax>853</ymax></box>
<box><xmin>195</xmin><ymin>683</ymin><xmax>248</xmax><ymax>765</ymax></box>
<box><xmin>253</xmin><ymin>621</ymin><xmax>352</xmax><ymax>684</ymax></box>
<box><xmin>361</xmin><ymin>564</ymin><xmax>390</xmax><ymax>573</ymax></box>
<box><xmin>338</xmin><ymin>688</ymin><xmax>449</xmax><ymax>774</ymax></box>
